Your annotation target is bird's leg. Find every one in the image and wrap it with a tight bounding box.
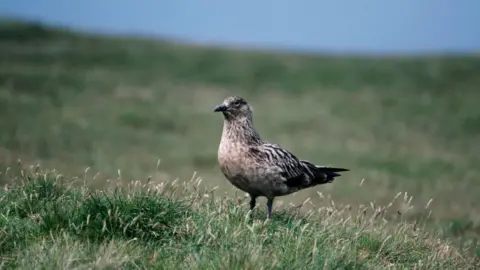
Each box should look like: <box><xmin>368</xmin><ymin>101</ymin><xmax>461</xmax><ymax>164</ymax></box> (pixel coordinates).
<box><xmin>266</xmin><ymin>198</ymin><xmax>274</xmax><ymax>219</ymax></box>
<box><xmin>249</xmin><ymin>195</ymin><xmax>256</xmax><ymax>215</ymax></box>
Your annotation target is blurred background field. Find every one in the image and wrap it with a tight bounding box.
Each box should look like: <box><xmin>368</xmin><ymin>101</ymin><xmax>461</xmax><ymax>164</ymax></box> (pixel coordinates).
<box><xmin>1</xmin><ymin>1</ymin><xmax>480</xmax><ymax>255</ymax></box>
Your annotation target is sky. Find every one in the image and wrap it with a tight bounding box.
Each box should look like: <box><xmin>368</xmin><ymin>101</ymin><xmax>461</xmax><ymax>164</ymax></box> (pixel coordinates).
<box><xmin>1</xmin><ymin>0</ymin><xmax>479</xmax><ymax>54</ymax></box>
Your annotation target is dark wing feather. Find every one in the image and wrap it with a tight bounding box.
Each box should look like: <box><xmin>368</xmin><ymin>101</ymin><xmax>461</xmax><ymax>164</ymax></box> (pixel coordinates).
<box><xmin>249</xmin><ymin>143</ymin><xmax>348</xmax><ymax>187</ymax></box>
<box><xmin>250</xmin><ymin>143</ymin><xmax>315</xmax><ymax>187</ymax></box>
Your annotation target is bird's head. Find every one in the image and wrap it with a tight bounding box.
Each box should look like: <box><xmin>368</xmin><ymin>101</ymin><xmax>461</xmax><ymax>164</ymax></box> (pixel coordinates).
<box><xmin>214</xmin><ymin>96</ymin><xmax>253</xmax><ymax>121</ymax></box>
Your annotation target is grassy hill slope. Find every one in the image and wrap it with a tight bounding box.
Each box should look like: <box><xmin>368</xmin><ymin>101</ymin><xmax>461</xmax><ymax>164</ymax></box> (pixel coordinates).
<box><xmin>0</xmin><ymin>165</ymin><xmax>478</xmax><ymax>269</ymax></box>
<box><xmin>0</xmin><ymin>19</ymin><xmax>480</xmax><ymax>265</ymax></box>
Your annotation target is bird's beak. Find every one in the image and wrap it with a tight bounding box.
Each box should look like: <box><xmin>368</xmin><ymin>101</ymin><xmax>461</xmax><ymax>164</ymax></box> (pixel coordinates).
<box><xmin>214</xmin><ymin>104</ymin><xmax>228</xmax><ymax>112</ymax></box>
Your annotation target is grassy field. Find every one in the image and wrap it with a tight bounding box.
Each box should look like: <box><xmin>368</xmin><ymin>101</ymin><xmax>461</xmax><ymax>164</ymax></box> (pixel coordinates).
<box><xmin>0</xmin><ymin>165</ymin><xmax>478</xmax><ymax>268</ymax></box>
<box><xmin>0</xmin><ymin>19</ymin><xmax>480</xmax><ymax>267</ymax></box>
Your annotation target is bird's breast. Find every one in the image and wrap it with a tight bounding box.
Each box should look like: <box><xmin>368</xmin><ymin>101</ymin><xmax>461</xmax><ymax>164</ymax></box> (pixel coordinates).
<box><xmin>218</xmin><ymin>140</ymin><xmax>252</xmax><ymax>178</ymax></box>
<box><xmin>217</xmin><ymin>139</ymin><xmax>289</xmax><ymax>197</ymax></box>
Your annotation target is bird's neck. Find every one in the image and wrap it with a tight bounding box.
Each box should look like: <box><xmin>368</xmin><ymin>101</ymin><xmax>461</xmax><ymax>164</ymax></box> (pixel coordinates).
<box><xmin>222</xmin><ymin>118</ymin><xmax>262</xmax><ymax>145</ymax></box>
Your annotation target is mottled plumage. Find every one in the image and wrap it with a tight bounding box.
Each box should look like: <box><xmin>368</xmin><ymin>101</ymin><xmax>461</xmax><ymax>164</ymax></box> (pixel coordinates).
<box><xmin>214</xmin><ymin>96</ymin><xmax>349</xmax><ymax>218</ymax></box>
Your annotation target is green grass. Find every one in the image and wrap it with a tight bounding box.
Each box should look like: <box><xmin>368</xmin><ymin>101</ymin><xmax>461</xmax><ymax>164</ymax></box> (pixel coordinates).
<box><xmin>0</xmin><ymin>165</ymin><xmax>478</xmax><ymax>269</ymax></box>
<box><xmin>0</xmin><ymin>18</ymin><xmax>480</xmax><ymax>267</ymax></box>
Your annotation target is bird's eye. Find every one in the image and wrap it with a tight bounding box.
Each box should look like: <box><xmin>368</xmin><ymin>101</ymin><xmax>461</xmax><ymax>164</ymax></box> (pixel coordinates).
<box><xmin>234</xmin><ymin>100</ymin><xmax>241</xmax><ymax>105</ymax></box>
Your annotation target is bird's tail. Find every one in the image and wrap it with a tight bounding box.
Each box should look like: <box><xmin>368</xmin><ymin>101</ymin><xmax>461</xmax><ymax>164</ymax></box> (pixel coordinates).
<box><xmin>316</xmin><ymin>166</ymin><xmax>349</xmax><ymax>183</ymax></box>
<box><xmin>301</xmin><ymin>160</ymin><xmax>349</xmax><ymax>184</ymax></box>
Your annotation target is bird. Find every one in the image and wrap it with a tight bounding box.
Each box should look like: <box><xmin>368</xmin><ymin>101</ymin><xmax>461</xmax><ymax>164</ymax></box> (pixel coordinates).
<box><xmin>214</xmin><ymin>95</ymin><xmax>349</xmax><ymax>219</ymax></box>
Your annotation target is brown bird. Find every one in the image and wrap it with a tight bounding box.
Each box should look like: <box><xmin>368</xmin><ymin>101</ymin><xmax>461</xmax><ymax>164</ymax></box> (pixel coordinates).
<box><xmin>214</xmin><ymin>96</ymin><xmax>349</xmax><ymax>219</ymax></box>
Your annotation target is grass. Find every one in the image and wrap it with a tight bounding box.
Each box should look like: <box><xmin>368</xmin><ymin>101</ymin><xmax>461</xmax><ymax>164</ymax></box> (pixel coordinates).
<box><xmin>0</xmin><ymin>18</ymin><xmax>480</xmax><ymax>267</ymax></box>
<box><xmin>0</xmin><ymin>164</ymin><xmax>478</xmax><ymax>269</ymax></box>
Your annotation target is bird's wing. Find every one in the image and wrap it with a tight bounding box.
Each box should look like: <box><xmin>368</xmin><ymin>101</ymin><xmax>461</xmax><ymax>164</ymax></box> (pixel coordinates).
<box><xmin>249</xmin><ymin>143</ymin><xmax>313</xmax><ymax>186</ymax></box>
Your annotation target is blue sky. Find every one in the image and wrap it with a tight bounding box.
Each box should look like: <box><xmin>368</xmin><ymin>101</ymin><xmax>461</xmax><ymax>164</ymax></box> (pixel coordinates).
<box><xmin>1</xmin><ymin>0</ymin><xmax>479</xmax><ymax>54</ymax></box>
